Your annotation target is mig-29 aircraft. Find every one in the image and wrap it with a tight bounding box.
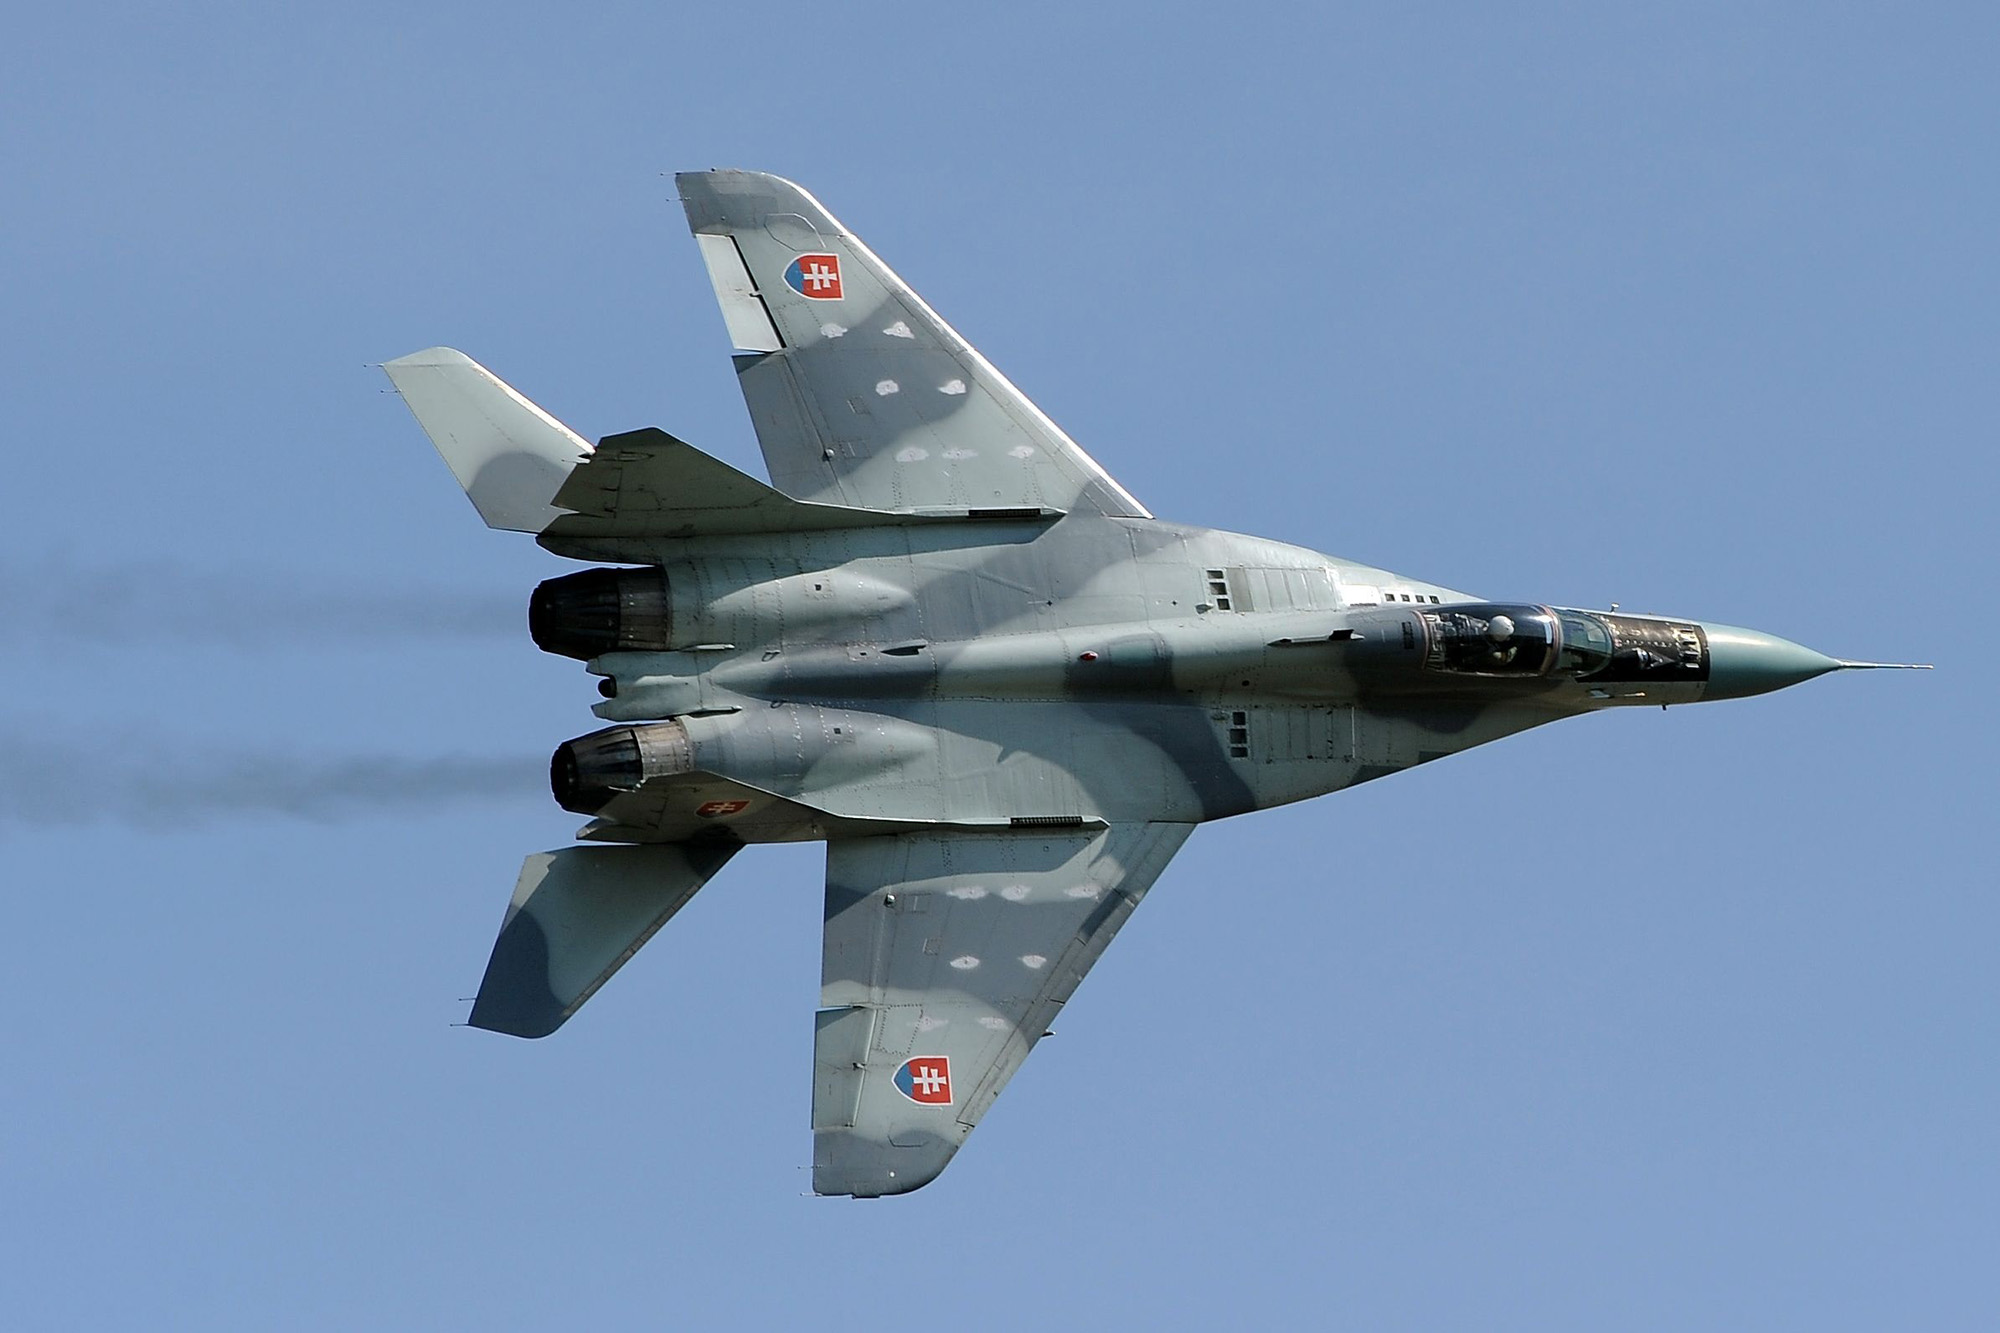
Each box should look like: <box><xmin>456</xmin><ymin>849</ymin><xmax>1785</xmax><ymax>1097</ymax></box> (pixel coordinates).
<box><xmin>385</xmin><ymin>170</ymin><xmax>1921</xmax><ymax>1197</ymax></box>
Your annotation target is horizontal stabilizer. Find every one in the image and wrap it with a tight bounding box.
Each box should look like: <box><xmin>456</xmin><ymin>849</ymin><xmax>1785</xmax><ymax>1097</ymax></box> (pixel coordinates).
<box><xmin>547</xmin><ymin>426</ymin><xmax>876</xmax><ymax>538</ymax></box>
<box><xmin>469</xmin><ymin>841</ymin><xmax>738</xmax><ymax>1038</ymax></box>
<box><xmin>383</xmin><ymin>347</ymin><xmax>591</xmax><ymax>532</ymax></box>
<box><xmin>538</xmin><ymin>428</ymin><xmax>1060</xmax><ymax>558</ymax></box>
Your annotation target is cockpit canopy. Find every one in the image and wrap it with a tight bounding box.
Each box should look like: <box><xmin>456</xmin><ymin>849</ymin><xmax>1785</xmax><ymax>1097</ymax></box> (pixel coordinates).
<box><xmin>1420</xmin><ymin>604</ymin><xmax>1707</xmax><ymax>683</ymax></box>
<box><xmin>1421</xmin><ymin>604</ymin><xmax>1559</xmax><ymax>676</ymax></box>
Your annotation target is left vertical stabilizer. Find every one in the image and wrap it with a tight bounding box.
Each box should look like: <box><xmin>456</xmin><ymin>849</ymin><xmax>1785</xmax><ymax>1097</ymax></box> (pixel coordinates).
<box><xmin>383</xmin><ymin>347</ymin><xmax>592</xmax><ymax>532</ymax></box>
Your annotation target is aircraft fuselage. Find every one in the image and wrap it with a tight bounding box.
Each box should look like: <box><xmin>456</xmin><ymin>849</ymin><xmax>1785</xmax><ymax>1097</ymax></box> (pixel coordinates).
<box><xmin>537</xmin><ymin>513</ymin><xmax>1820</xmax><ymax>845</ymax></box>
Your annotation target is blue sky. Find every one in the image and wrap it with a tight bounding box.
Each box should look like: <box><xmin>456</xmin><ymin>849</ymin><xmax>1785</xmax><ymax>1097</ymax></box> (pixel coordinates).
<box><xmin>2</xmin><ymin>4</ymin><xmax>1992</xmax><ymax>1328</ymax></box>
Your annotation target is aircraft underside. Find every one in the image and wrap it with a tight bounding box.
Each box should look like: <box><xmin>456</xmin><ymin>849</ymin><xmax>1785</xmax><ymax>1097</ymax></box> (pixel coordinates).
<box><xmin>384</xmin><ymin>169</ymin><xmax>1917</xmax><ymax>1196</ymax></box>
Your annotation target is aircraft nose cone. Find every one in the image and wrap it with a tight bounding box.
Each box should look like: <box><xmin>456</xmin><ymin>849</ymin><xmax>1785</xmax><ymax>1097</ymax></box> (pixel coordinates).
<box><xmin>1700</xmin><ymin>623</ymin><xmax>1843</xmax><ymax>700</ymax></box>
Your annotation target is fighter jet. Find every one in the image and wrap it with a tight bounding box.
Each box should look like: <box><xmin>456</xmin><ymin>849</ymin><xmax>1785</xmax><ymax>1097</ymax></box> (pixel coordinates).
<box><xmin>384</xmin><ymin>170</ymin><xmax>1923</xmax><ymax>1197</ymax></box>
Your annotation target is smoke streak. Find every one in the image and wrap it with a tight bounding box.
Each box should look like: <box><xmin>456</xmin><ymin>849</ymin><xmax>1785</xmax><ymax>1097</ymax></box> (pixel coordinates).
<box><xmin>0</xmin><ymin>564</ymin><xmax>524</xmax><ymax>647</ymax></box>
<box><xmin>0</xmin><ymin>737</ymin><xmax>547</xmax><ymax>829</ymax></box>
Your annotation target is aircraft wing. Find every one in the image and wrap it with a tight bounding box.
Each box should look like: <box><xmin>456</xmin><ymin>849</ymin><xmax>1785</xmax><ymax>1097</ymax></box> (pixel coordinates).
<box><xmin>676</xmin><ymin>169</ymin><xmax>1149</xmax><ymax>519</ymax></box>
<box><xmin>812</xmin><ymin>822</ymin><xmax>1193</xmax><ymax>1197</ymax></box>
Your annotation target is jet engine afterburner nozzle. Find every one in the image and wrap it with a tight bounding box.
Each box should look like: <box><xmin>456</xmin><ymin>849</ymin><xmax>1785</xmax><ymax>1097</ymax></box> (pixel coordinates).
<box><xmin>528</xmin><ymin>566</ymin><xmax>672</xmax><ymax>660</ymax></box>
<box><xmin>550</xmin><ymin>721</ymin><xmax>695</xmax><ymax>813</ymax></box>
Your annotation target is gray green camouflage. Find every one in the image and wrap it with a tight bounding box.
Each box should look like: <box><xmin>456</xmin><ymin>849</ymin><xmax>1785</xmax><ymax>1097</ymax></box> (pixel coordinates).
<box><xmin>383</xmin><ymin>170</ymin><xmax>1923</xmax><ymax>1198</ymax></box>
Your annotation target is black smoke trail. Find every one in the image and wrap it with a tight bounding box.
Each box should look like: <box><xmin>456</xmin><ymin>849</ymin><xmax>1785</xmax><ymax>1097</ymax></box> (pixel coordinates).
<box><xmin>0</xmin><ymin>735</ymin><xmax>547</xmax><ymax>829</ymax></box>
<box><xmin>0</xmin><ymin>563</ymin><xmax>525</xmax><ymax>648</ymax></box>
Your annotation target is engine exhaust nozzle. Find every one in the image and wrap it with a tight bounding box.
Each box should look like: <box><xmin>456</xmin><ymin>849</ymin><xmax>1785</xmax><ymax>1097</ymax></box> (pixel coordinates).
<box><xmin>529</xmin><ymin>567</ymin><xmax>672</xmax><ymax>660</ymax></box>
<box><xmin>550</xmin><ymin>721</ymin><xmax>695</xmax><ymax>813</ymax></box>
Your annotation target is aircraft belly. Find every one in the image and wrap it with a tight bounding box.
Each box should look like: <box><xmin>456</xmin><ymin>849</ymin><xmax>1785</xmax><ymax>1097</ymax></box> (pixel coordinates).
<box><xmin>665</xmin><ymin>696</ymin><xmax>1568</xmax><ymax>832</ymax></box>
<box><xmin>674</xmin><ymin>701</ymin><xmax>1255</xmax><ymax>827</ymax></box>
<box><xmin>574</xmin><ymin>519</ymin><xmax>1581</xmax><ymax>839</ymax></box>
<box><xmin>1339</xmin><ymin>702</ymin><xmax>1571</xmax><ymax>788</ymax></box>
<box><xmin>394</xmin><ymin>170</ymin><xmax>1911</xmax><ymax>1197</ymax></box>
<box><xmin>619</xmin><ymin>515</ymin><xmax>1382</xmax><ymax>643</ymax></box>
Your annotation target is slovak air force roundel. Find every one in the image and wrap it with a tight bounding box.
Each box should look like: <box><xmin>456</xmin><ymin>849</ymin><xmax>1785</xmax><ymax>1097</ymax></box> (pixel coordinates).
<box><xmin>783</xmin><ymin>253</ymin><xmax>844</xmax><ymax>300</ymax></box>
<box><xmin>892</xmin><ymin>1056</ymin><xmax>952</xmax><ymax>1105</ymax></box>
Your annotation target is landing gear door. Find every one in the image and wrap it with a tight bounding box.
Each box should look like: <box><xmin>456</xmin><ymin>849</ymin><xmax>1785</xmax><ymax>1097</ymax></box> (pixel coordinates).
<box><xmin>1341</xmin><ymin>705</ymin><xmax>1416</xmax><ymax>780</ymax></box>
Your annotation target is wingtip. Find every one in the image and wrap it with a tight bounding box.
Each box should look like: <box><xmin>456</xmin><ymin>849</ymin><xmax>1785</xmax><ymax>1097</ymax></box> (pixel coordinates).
<box><xmin>382</xmin><ymin>345</ymin><xmax>474</xmax><ymax>371</ymax></box>
<box><xmin>676</xmin><ymin>169</ymin><xmax>826</xmax><ymax>231</ymax></box>
<box><xmin>811</xmin><ymin>1129</ymin><xmax>956</xmax><ymax>1199</ymax></box>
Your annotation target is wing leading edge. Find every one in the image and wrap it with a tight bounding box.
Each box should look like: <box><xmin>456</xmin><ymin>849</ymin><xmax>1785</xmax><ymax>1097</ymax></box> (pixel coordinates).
<box><xmin>813</xmin><ymin>823</ymin><xmax>1193</xmax><ymax>1197</ymax></box>
<box><xmin>676</xmin><ymin>169</ymin><xmax>1149</xmax><ymax>520</ymax></box>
